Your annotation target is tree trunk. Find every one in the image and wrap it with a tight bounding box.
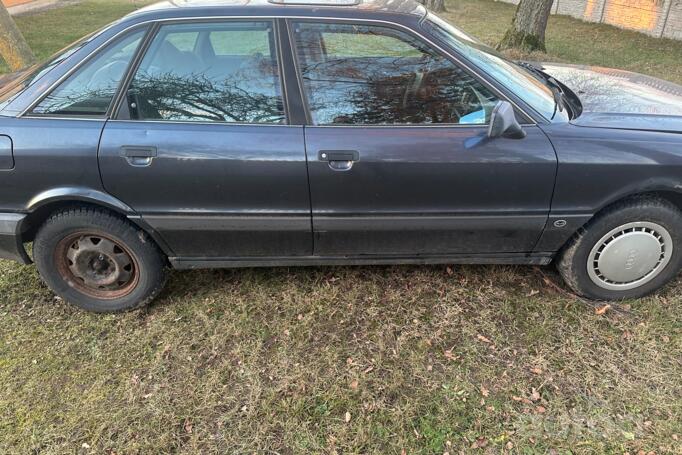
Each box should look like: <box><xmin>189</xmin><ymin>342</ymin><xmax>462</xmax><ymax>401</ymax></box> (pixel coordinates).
<box><xmin>0</xmin><ymin>3</ymin><xmax>35</xmax><ymax>71</ymax></box>
<box><xmin>418</xmin><ymin>0</ymin><xmax>446</xmax><ymax>13</ymax></box>
<box><xmin>498</xmin><ymin>0</ymin><xmax>553</xmax><ymax>53</ymax></box>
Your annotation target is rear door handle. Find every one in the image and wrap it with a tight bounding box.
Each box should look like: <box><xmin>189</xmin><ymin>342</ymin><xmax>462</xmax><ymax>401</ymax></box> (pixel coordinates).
<box><xmin>121</xmin><ymin>146</ymin><xmax>157</xmax><ymax>167</ymax></box>
<box><xmin>319</xmin><ymin>150</ymin><xmax>359</xmax><ymax>171</ymax></box>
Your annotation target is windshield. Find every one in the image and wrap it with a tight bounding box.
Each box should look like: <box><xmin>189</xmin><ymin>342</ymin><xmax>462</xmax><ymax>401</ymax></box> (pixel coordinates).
<box><xmin>424</xmin><ymin>13</ymin><xmax>568</xmax><ymax>122</ymax></box>
<box><xmin>0</xmin><ymin>27</ymin><xmax>104</xmax><ymax>110</ymax></box>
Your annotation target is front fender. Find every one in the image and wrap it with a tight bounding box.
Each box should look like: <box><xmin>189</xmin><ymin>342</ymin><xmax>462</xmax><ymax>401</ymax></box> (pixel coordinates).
<box><xmin>592</xmin><ymin>178</ymin><xmax>682</xmax><ymax>213</ymax></box>
<box><xmin>535</xmin><ymin>180</ymin><xmax>682</xmax><ymax>254</ymax></box>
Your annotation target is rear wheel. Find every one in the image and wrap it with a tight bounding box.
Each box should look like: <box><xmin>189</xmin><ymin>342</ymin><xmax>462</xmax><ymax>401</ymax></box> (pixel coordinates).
<box><xmin>557</xmin><ymin>197</ymin><xmax>682</xmax><ymax>300</ymax></box>
<box><xmin>34</xmin><ymin>207</ymin><xmax>168</xmax><ymax>312</ymax></box>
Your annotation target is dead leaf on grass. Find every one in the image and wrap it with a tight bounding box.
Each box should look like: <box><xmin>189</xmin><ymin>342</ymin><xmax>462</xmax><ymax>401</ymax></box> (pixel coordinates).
<box><xmin>595</xmin><ymin>304</ymin><xmax>611</xmax><ymax>315</ymax></box>
<box><xmin>471</xmin><ymin>437</ymin><xmax>488</xmax><ymax>449</ymax></box>
<box><xmin>512</xmin><ymin>395</ymin><xmax>533</xmax><ymax>405</ymax></box>
<box><xmin>530</xmin><ymin>388</ymin><xmax>541</xmax><ymax>402</ymax></box>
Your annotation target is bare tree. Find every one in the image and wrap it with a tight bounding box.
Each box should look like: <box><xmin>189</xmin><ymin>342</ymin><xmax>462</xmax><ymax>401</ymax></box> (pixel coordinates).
<box><xmin>498</xmin><ymin>0</ymin><xmax>553</xmax><ymax>52</ymax></box>
<box><xmin>0</xmin><ymin>2</ymin><xmax>35</xmax><ymax>71</ymax></box>
<box><xmin>417</xmin><ymin>0</ymin><xmax>446</xmax><ymax>13</ymax></box>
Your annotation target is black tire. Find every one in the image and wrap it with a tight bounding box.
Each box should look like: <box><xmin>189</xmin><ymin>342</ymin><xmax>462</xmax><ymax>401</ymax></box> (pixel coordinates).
<box><xmin>557</xmin><ymin>196</ymin><xmax>682</xmax><ymax>300</ymax></box>
<box><xmin>33</xmin><ymin>207</ymin><xmax>168</xmax><ymax>313</ymax></box>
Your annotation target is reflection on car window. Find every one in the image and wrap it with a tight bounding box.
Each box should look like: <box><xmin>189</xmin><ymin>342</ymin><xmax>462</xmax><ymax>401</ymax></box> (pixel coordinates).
<box><xmin>424</xmin><ymin>13</ymin><xmax>559</xmax><ymax>121</ymax></box>
<box><xmin>126</xmin><ymin>21</ymin><xmax>285</xmax><ymax>124</ymax></box>
<box><xmin>292</xmin><ymin>22</ymin><xmax>498</xmax><ymax>125</ymax></box>
<box><xmin>31</xmin><ymin>29</ymin><xmax>146</xmax><ymax>116</ymax></box>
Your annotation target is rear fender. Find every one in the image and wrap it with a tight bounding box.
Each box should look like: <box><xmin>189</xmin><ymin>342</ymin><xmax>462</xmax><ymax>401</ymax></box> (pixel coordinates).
<box><xmin>23</xmin><ymin>187</ymin><xmax>174</xmax><ymax>257</ymax></box>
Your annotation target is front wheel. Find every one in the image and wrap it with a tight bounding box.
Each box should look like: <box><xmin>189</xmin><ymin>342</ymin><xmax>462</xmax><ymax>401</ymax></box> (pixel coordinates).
<box><xmin>34</xmin><ymin>207</ymin><xmax>168</xmax><ymax>312</ymax></box>
<box><xmin>557</xmin><ymin>197</ymin><xmax>682</xmax><ymax>300</ymax></box>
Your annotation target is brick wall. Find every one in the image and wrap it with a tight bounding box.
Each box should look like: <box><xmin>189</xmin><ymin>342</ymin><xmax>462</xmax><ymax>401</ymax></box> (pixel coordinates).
<box><xmin>2</xmin><ymin>0</ymin><xmax>37</xmax><ymax>6</ymax></box>
<box><xmin>495</xmin><ymin>0</ymin><xmax>682</xmax><ymax>40</ymax></box>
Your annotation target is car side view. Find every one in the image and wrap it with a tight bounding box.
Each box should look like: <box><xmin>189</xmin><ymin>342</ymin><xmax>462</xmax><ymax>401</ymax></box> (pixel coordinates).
<box><xmin>1</xmin><ymin>0</ymin><xmax>682</xmax><ymax>312</ymax></box>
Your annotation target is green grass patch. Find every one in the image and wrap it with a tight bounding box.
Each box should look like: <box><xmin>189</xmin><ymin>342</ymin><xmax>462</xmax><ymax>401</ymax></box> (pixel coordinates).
<box><xmin>442</xmin><ymin>0</ymin><xmax>682</xmax><ymax>85</ymax></box>
<box><xmin>0</xmin><ymin>0</ymin><xmax>155</xmax><ymax>74</ymax></box>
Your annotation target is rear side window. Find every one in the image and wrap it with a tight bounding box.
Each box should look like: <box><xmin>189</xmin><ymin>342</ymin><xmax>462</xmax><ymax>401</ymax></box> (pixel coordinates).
<box><xmin>123</xmin><ymin>21</ymin><xmax>285</xmax><ymax>124</ymax></box>
<box><xmin>31</xmin><ymin>28</ymin><xmax>146</xmax><ymax>117</ymax></box>
<box><xmin>209</xmin><ymin>30</ymin><xmax>270</xmax><ymax>56</ymax></box>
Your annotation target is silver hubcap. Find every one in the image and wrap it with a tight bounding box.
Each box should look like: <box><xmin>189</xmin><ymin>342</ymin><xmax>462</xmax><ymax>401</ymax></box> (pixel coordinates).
<box><xmin>587</xmin><ymin>221</ymin><xmax>673</xmax><ymax>291</ymax></box>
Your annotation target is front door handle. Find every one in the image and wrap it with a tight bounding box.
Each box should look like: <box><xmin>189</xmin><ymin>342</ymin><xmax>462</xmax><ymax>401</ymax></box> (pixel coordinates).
<box><xmin>319</xmin><ymin>150</ymin><xmax>359</xmax><ymax>171</ymax></box>
<box><xmin>121</xmin><ymin>146</ymin><xmax>157</xmax><ymax>167</ymax></box>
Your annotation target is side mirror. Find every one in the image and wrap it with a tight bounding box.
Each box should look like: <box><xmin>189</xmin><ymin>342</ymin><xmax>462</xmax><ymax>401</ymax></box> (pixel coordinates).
<box><xmin>487</xmin><ymin>101</ymin><xmax>526</xmax><ymax>139</ymax></box>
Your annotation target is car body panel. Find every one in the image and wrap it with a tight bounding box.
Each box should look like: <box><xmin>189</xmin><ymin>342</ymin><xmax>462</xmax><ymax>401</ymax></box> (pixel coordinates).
<box><xmin>0</xmin><ymin>117</ymin><xmax>106</xmax><ymax>212</ymax></box>
<box><xmin>0</xmin><ymin>135</ymin><xmax>13</xmax><ymax>170</ymax></box>
<box><xmin>305</xmin><ymin>125</ymin><xmax>557</xmax><ymax>255</ymax></box>
<box><xmin>26</xmin><ymin>186</ymin><xmax>135</xmax><ymax>213</ymax></box>
<box><xmin>170</xmin><ymin>251</ymin><xmax>553</xmax><ymax>269</ymax></box>
<box><xmin>0</xmin><ymin>213</ymin><xmax>30</xmax><ymax>263</ymax></box>
<box><xmin>571</xmin><ymin>113</ymin><xmax>682</xmax><ymax>133</ymax></box>
<box><xmin>541</xmin><ymin>63</ymin><xmax>682</xmax><ymax>119</ymax></box>
<box><xmin>534</xmin><ymin>122</ymin><xmax>682</xmax><ymax>250</ymax></box>
<box><xmin>98</xmin><ymin>121</ymin><xmax>312</xmax><ymax>257</ymax></box>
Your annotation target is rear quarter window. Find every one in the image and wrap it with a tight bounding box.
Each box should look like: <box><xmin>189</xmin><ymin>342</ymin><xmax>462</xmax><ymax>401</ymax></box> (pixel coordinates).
<box><xmin>30</xmin><ymin>27</ymin><xmax>147</xmax><ymax>117</ymax></box>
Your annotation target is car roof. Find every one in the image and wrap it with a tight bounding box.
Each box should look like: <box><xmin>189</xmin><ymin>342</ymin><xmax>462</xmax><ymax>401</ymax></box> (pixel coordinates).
<box><xmin>124</xmin><ymin>0</ymin><xmax>427</xmax><ymax>22</ymax></box>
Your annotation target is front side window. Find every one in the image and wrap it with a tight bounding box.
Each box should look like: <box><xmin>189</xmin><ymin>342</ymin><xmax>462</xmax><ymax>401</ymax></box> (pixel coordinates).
<box><xmin>124</xmin><ymin>21</ymin><xmax>285</xmax><ymax>124</ymax></box>
<box><xmin>31</xmin><ymin>28</ymin><xmax>146</xmax><ymax>116</ymax></box>
<box><xmin>292</xmin><ymin>22</ymin><xmax>499</xmax><ymax>126</ymax></box>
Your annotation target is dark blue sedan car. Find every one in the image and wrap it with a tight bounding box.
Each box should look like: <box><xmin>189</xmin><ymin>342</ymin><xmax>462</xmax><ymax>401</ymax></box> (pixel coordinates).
<box><xmin>1</xmin><ymin>0</ymin><xmax>682</xmax><ymax>312</ymax></box>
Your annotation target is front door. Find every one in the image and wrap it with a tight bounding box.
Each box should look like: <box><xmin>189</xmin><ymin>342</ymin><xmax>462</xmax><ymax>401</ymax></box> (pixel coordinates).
<box><xmin>289</xmin><ymin>20</ymin><xmax>557</xmax><ymax>256</ymax></box>
<box><xmin>99</xmin><ymin>20</ymin><xmax>311</xmax><ymax>259</ymax></box>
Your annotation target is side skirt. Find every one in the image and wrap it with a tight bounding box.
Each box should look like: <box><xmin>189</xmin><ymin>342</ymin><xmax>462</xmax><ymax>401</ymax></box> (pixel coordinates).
<box><xmin>170</xmin><ymin>253</ymin><xmax>554</xmax><ymax>270</ymax></box>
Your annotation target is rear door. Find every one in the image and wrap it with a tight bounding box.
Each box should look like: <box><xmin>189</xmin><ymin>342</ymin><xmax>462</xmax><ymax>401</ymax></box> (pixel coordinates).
<box><xmin>290</xmin><ymin>20</ymin><xmax>557</xmax><ymax>257</ymax></box>
<box><xmin>99</xmin><ymin>20</ymin><xmax>312</xmax><ymax>259</ymax></box>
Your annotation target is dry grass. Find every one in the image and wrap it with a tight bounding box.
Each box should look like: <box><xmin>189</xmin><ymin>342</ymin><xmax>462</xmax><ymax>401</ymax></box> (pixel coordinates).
<box><xmin>1</xmin><ymin>0</ymin><xmax>682</xmax><ymax>453</ymax></box>
<box><xmin>2</xmin><ymin>262</ymin><xmax>682</xmax><ymax>453</ymax></box>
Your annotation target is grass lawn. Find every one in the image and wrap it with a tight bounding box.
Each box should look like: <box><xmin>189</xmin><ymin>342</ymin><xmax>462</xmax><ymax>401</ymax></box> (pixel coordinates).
<box><xmin>1</xmin><ymin>0</ymin><xmax>682</xmax><ymax>453</ymax></box>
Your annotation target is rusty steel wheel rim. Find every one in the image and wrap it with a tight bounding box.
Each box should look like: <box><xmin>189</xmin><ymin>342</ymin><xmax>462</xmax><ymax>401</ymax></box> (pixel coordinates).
<box><xmin>55</xmin><ymin>232</ymin><xmax>140</xmax><ymax>299</ymax></box>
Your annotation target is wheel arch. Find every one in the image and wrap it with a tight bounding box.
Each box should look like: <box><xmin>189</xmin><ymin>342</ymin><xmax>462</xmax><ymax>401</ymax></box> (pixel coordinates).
<box><xmin>555</xmin><ymin>188</ymin><xmax>682</xmax><ymax>254</ymax></box>
<box><xmin>587</xmin><ymin>188</ymin><xmax>682</xmax><ymax>230</ymax></box>
<box><xmin>19</xmin><ymin>187</ymin><xmax>173</xmax><ymax>257</ymax></box>
<box><xmin>592</xmin><ymin>179</ymin><xmax>682</xmax><ymax>215</ymax></box>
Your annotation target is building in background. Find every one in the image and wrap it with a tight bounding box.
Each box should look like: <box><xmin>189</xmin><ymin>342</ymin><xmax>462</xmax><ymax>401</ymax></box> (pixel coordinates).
<box><xmin>2</xmin><ymin>0</ymin><xmax>36</xmax><ymax>6</ymax></box>
<box><xmin>497</xmin><ymin>0</ymin><xmax>682</xmax><ymax>41</ymax></box>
